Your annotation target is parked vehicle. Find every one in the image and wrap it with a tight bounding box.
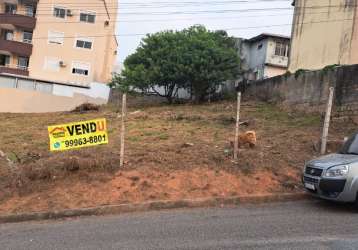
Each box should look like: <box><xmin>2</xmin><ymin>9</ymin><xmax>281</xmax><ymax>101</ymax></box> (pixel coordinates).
<box><xmin>302</xmin><ymin>133</ymin><xmax>358</xmax><ymax>206</ymax></box>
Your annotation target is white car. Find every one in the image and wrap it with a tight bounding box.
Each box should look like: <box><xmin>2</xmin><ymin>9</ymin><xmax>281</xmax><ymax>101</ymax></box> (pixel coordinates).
<box><xmin>303</xmin><ymin>133</ymin><xmax>358</xmax><ymax>206</ymax></box>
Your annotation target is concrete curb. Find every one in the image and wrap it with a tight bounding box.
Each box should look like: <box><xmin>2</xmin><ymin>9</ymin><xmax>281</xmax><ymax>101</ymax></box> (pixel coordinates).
<box><xmin>0</xmin><ymin>192</ymin><xmax>310</xmax><ymax>224</ymax></box>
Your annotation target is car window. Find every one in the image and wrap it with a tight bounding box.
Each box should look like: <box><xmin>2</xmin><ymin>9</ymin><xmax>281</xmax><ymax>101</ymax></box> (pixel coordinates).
<box><xmin>340</xmin><ymin>134</ymin><xmax>358</xmax><ymax>154</ymax></box>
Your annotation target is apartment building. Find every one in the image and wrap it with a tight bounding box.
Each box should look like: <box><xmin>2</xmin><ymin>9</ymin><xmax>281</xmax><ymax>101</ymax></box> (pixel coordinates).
<box><xmin>289</xmin><ymin>0</ymin><xmax>358</xmax><ymax>72</ymax></box>
<box><xmin>0</xmin><ymin>0</ymin><xmax>118</xmax><ymax>86</ymax></box>
<box><xmin>238</xmin><ymin>33</ymin><xmax>290</xmax><ymax>81</ymax></box>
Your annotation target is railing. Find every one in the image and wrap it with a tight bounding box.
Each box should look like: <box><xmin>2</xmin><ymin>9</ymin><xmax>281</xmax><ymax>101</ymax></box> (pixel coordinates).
<box><xmin>0</xmin><ymin>13</ymin><xmax>36</xmax><ymax>30</ymax></box>
<box><xmin>22</xmin><ymin>39</ymin><xmax>32</xmax><ymax>44</ymax></box>
<box><xmin>0</xmin><ymin>63</ymin><xmax>28</xmax><ymax>70</ymax></box>
<box><xmin>5</xmin><ymin>10</ymin><xmax>36</xmax><ymax>17</ymax></box>
<box><xmin>0</xmin><ymin>39</ymin><xmax>33</xmax><ymax>56</ymax></box>
<box><xmin>0</xmin><ymin>64</ymin><xmax>29</xmax><ymax>76</ymax></box>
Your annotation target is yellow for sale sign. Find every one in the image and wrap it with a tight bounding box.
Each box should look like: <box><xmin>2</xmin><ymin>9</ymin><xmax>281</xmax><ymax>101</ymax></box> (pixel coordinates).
<box><xmin>48</xmin><ymin>118</ymin><xmax>108</xmax><ymax>151</ymax></box>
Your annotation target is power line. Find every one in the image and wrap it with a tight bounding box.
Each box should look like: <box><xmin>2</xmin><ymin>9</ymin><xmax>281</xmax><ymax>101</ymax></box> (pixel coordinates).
<box><xmin>27</xmin><ymin>4</ymin><xmax>358</xmax><ymax>17</ymax></box>
<box><xmin>28</xmin><ymin>7</ymin><xmax>295</xmax><ymax>16</ymax></box>
<box><xmin>10</xmin><ymin>8</ymin><xmax>353</xmax><ymax>26</ymax></box>
<box><xmin>34</xmin><ymin>0</ymin><xmax>291</xmax><ymax>5</ymax></box>
<box><xmin>28</xmin><ymin>16</ymin><xmax>358</xmax><ymax>39</ymax></box>
<box><xmin>34</xmin><ymin>0</ymin><xmax>291</xmax><ymax>9</ymax></box>
<box><xmin>29</xmin><ymin>12</ymin><xmax>294</xmax><ymax>24</ymax></box>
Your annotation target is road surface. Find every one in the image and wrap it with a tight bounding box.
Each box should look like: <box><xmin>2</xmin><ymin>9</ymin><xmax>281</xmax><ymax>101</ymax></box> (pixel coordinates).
<box><xmin>1</xmin><ymin>200</ymin><xmax>358</xmax><ymax>249</ymax></box>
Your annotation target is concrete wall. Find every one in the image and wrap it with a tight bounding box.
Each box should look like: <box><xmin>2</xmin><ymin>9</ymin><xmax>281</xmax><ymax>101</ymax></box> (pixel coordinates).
<box><xmin>289</xmin><ymin>0</ymin><xmax>358</xmax><ymax>72</ymax></box>
<box><xmin>0</xmin><ymin>88</ymin><xmax>106</xmax><ymax>113</ymax></box>
<box><xmin>264</xmin><ymin>65</ymin><xmax>287</xmax><ymax>79</ymax></box>
<box><xmin>0</xmin><ymin>74</ymin><xmax>109</xmax><ymax>113</ymax></box>
<box><xmin>53</xmin><ymin>82</ymin><xmax>110</xmax><ymax>100</ymax></box>
<box><xmin>245</xmin><ymin>64</ymin><xmax>358</xmax><ymax>120</ymax></box>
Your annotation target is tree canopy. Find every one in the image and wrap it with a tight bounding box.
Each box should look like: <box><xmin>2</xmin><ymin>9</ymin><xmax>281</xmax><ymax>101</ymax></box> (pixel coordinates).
<box><xmin>111</xmin><ymin>25</ymin><xmax>240</xmax><ymax>103</ymax></box>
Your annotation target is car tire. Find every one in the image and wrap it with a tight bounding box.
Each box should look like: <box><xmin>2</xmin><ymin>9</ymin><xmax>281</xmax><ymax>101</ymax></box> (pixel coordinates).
<box><xmin>355</xmin><ymin>192</ymin><xmax>358</xmax><ymax>210</ymax></box>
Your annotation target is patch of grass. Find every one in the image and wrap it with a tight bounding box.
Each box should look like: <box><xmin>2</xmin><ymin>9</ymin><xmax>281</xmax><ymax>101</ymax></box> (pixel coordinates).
<box><xmin>128</xmin><ymin>136</ymin><xmax>141</xmax><ymax>142</ymax></box>
<box><xmin>293</xmin><ymin>115</ymin><xmax>321</xmax><ymax>127</ymax></box>
<box><xmin>188</xmin><ymin>129</ymin><xmax>196</xmax><ymax>136</ymax></box>
<box><xmin>107</xmin><ymin>128</ymin><xmax>115</xmax><ymax>134</ymax></box>
<box><xmin>252</xmin><ymin>103</ymin><xmax>320</xmax><ymax>128</ymax></box>
<box><xmin>142</xmin><ymin>131</ymin><xmax>157</xmax><ymax>137</ymax></box>
<box><xmin>169</xmin><ymin>113</ymin><xmax>203</xmax><ymax>122</ymax></box>
<box><xmin>213</xmin><ymin>131</ymin><xmax>220</xmax><ymax>140</ymax></box>
<box><xmin>7</xmin><ymin>152</ymin><xmax>20</xmax><ymax>163</ymax></box>
<box><xmin>38</xmin><ymin>142</ymin><xmax>49</xmax><ymax>150</ymax></box>
<box><xmin>157</xmin><ymin>133</ymin><xmax>169</xmax><ymax>140</ymax></box>
<box><xmin>252</xmin><ymin>104</ymin><xmax>290</xmax><ymax>122</ymax></box>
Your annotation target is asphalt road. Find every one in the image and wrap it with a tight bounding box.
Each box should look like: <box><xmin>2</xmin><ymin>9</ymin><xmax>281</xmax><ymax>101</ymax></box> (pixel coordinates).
<box><xmin>1</xmin><ymin>200</ymin><xmax>358</xmax><ymax>250</ymax></box>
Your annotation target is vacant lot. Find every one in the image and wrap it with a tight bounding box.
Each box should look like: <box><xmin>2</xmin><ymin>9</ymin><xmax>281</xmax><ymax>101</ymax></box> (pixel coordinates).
<box><xmin>0</xmin><ymin>100</ymin><xmax>354</xmax><ymax>214</ymax></box>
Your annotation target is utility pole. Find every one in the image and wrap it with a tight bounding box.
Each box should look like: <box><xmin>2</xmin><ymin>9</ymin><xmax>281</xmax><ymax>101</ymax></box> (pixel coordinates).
<box><xmin>234</xmin><ymin>92</ymin><xmax>241</xmax><ymax>161</ymax></box>
<box><xmin>120</xmin><ymin>93</ymin><xmax>127</xmax><ymax>167</ymax></box>
<box><xmin>321</xmin><ymin>87</ymin><xmax>334</xmax><ymax>155</ymax></box>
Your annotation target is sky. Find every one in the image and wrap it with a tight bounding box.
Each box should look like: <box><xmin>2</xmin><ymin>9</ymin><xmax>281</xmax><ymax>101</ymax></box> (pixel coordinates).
<box><xmin>116</xmin><ymin>0</ymin><xmax>294</xmax><ymax>63</ymax></box>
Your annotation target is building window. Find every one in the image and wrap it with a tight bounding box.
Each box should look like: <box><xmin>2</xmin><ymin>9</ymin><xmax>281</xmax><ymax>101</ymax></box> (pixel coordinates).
<box><xmin>72</xmin><ymin>62</ymin><xmax>90</xmax><ymax>76</ymax></box>
<box><xmin>75</xmin><ymin>38</ymin><xmax>93</xmax><ymax>49</ymax></box>
<box><xmin>25</xmin><ymin>5</ymin><xmax>35</xmax><ymax>17</ymax></box>
<box><xmin>53</xmin><ymin>7</ymin><xmax>66</xmax><ymax>18</ymax></box>
<box><xmin>17</xmin><ymin>57</ymin><xmax>29</xmax><ymax>70</ymax></box>
<box><xmin>275</xmin><ymin>42</ymin><xmax>288</xmax><ymax>57</ymax></box>
<box><xmin>44</xmin><ymin>57</ymin><xmax>60</xmax><ymax>72</ymax></box>
<box><xmin>257</xmin><ymin>44</ymin><xmax>263</xmax><ymax>50</ymax></box>
<box><xmin>4</xmin><ymin>30</ymin><xmax>14</xmax><ymax>41</ymax></box>
<box><xmin>48</xmin><ymin>31</ymin><xmax>64</xmax><ymax>45</ymax></box>
<box><xmin>80</xmin><ymin>12</ymin><xmax>96</xmax><ymax>23</ymax></box>
<box><xmin>23</xmin><ymin>31</ymin><xmax>33</xmax><ymax>44</ymax></box>
<box><xmin>5</xmin><ymin>3</ymin><xmax>17</xmax><ymax>14</ymax></box>
<box><xmin>0</xmin><ymin>54</ymin><xmax>10</xmax><ymax>66</ymax></box>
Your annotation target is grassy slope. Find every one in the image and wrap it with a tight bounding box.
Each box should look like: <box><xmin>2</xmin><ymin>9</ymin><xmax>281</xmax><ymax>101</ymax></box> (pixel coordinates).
<box><xmin>0</xmin><ymin>101</ymin><xmax>351</xmax><ymax>213</ymax></box>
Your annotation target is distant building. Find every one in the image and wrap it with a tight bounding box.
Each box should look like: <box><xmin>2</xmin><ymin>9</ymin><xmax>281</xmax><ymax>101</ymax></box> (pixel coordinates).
<box><xmin>238</xmin><ymin>33</ymin><xmax>290</xmax><ymax>81</ymax></box>
<box><xmin>0</xmin><ymin>0</ymin><xmax>118</xmax><ymax>112</ymax></box>
<box><xmin>289</xmin><ymin>0</ymin><xmax>358</xmax><ymax>72</ymax></box>
<box><xmin>0</xmin><ymin>0</ymin><xmax>118</xmax><ymax>85</ymax></box>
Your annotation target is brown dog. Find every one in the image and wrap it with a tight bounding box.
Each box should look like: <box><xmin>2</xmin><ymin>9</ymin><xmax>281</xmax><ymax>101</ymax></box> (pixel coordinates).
<box><xmin>231</xmin><ymin>131</ymin><xmax>257</xmax><ymax>149</ymax></box>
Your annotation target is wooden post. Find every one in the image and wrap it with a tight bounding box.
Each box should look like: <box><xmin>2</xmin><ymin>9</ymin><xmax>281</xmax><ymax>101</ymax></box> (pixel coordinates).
<box><xmin>120</xmin><ymin>93</ymin><xmax>127</xmax><ymax>167</ymax></box>
<box><xmin>321</xmin><ymin>87</ymin><xmax>334</xmax><ymax>155</ymax></box>
<box><xmin>234</xmin><ymin>92</ymin><xmax>241</xmax><ymax>161</ymax></box>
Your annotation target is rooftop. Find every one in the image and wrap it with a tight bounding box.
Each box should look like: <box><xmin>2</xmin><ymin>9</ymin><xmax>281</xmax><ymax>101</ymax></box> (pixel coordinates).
<box><xmin>246</xmin><ymin>33</ymin><xmax>291</xmax><ymax>43</ymax></box>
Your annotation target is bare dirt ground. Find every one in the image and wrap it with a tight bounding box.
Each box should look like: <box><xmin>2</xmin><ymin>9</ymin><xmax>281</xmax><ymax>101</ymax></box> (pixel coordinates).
<box><xmin>0</xmin><ymin>100</ymin><xmax>355</xmax><ymax>214</ymax></box>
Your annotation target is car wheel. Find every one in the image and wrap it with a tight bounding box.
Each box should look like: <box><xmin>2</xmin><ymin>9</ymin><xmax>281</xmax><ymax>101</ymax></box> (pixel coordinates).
<box><xmin>355</xmin><ymin>192</ymin><xmax>358</xmax><ymax>210</ymax></box>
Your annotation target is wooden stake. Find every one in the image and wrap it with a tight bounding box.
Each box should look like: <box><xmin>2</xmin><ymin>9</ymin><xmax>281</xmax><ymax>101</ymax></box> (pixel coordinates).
<box><xmin>234</xmin><ymin>92</ymin><xmax>241</xmax><ymax>161</ymax></box>
<box><xmin>321</xmin><ymin>87</ymin><xmax>334</xmax><ymax>155</ymax></box>
<box><xmin>120</xmin><ymin>93</ymin><xmax>127</xmax><ymax>167</ymax></box>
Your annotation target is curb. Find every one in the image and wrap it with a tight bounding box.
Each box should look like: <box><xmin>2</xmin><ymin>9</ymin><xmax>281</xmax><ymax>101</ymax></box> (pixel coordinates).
<box><xmin>0</xmin><ymin>192</ymin><xmax>310</xmax><ymax>224</ymax></box>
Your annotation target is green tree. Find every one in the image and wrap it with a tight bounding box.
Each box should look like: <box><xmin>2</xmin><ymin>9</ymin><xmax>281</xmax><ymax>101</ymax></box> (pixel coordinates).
<box><xmin>111</xmin><ymin>25</ymin><xmax>240</xmax><ymax>103</ymax></box>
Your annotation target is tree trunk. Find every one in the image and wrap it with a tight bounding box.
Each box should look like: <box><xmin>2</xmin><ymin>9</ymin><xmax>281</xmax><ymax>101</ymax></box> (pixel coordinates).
<box><xmin>167</xmin><ymin>96</ymin><xmax>173</xmax><ymax>104</ymax></box>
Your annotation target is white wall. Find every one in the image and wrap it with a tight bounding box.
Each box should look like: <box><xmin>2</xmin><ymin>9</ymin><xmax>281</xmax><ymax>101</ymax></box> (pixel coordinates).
<box><xmin>0</xmin><ymin>75</ymin><xmax>110</xmax><ymax>113</ymax></box>
<box><xmin>53</xmin><ymin>82</ymin><xmax>110</xmax><ymax>101</ymax></box>
<box><xmin>265</xmin><ymin>38</ymin><xmax>289</xmax><ymax>68</ymax></box>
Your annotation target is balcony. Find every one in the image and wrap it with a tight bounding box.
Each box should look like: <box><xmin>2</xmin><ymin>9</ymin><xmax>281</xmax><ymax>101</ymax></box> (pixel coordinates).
<box><xmin>0</xmin><ymin>65</ymin><xmax>29</xmax><ymax>76</ymax></box>
<box><xmin>0</xmin><ymin>13</ymin><xmax>36</xmax><ymax>30</ymax></box>
<box><xmin>1</xmin><ymin>0</ymin><xmax>38</xmax><ymax>5</ymax></box>
<box><xmin>0</xmin><ymin>39</ymin><xmax>32</xmax><ymax>56</ymax></box>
